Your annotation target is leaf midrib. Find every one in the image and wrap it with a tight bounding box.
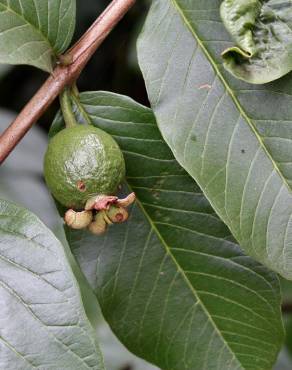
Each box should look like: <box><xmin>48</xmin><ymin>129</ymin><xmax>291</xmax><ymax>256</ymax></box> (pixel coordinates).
<box><xmin>0</xmin><ymin>3</ymin><xmax>57</xmax><ymax>55</ymax></box>
<box><xmin>0</xmin><ymin>334</ymin><xmax>38</xmax><ymax>369</ymax></box>
<box><xmin>133</xmin><ymin>191</ymin><xmax>244</xmax><ymax>369</ymax></box>
<box><xmin>170</xmin><ymin>0</ymin><xmax>292</xmax><ymax>196</ymax></box>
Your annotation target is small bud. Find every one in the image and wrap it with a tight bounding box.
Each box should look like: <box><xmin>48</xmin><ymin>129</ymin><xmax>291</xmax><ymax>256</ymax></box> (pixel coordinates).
<box><xmin>107</xmin><ymin>206</ymin><xmax>129</xmax><ymax>223</ymax></box>
<box><xmin>65</xmin><ymin>209</ymin><xmax>93</xmax><ymax>229</ymax></box>
<box><xmin>116</xmin><ymin>193</ymin><xmax>136</xmax><ymax>207</ymax></box>
<box><xmin>88</xmin><ymin>212</ymin><xmax>107</xmax><ymax>235</ymax></box>
<box><xmin>57</xmin><ymin>54</ymin><xmax>73</xmax><ymax>66</ymax></box>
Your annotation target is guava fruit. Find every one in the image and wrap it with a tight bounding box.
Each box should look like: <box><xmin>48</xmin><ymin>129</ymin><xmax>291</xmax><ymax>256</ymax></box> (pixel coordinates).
<box><xmin>44</xmin><ymin>125</ymin><xmax>126</xmax><ymax>210</ymax></box>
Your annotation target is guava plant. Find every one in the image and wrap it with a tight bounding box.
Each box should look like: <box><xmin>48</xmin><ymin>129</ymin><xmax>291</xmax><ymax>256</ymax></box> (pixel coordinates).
<box><xmin>1</xmin><ymin>0</ymin><xmax>292</xmax><ymax>369</ymax></box>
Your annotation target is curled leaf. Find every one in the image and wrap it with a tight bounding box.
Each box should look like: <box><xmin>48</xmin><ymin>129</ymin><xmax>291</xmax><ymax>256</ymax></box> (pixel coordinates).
<box><xmin>221</xmin><ymin>0</ymin><xmax>292</xmax><ymax>83</ymax></box>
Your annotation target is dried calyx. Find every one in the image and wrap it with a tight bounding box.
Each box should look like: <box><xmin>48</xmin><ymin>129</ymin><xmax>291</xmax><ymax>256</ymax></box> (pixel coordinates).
<box><xmin>64</xmin><ymin>192</ymin><xmax>135</xmax><ymax>235</ymax></box>
<box><xmin>65</xmin><ymin>210</ymin><xmax>93</xmax><ymax>229</ymax></box>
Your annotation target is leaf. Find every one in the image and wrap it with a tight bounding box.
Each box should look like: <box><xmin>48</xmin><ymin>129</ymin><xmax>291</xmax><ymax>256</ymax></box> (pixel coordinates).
<box><xmin>137</xmin><ymin>0</ymin><xmax>292</xmax><ymax>280</ymax></box>
<box><xmin>0</xmin><ymin>199</ymin><xmax>105</xmax><ymax>370</ymax></box>
<box><xmin>0</xmin><ymin>0</ymin><xmax>76</xmax><ymax>72</ymax></box>
<box><xmin>52</xmin><ymin>91</ymin><xmax>284</xmax><ymax>370</ymax></box>
<box><xmin>220</xmin><ymin>0</ymin><xmax>292</xmax><ymax>84</ymax></box>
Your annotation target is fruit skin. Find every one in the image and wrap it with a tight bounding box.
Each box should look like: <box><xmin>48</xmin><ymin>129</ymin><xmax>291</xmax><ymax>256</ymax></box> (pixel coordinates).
<box><xmin>44</xmin><ymin>125</ymin><xmax>125</xmax><ymax>209</ymax></box>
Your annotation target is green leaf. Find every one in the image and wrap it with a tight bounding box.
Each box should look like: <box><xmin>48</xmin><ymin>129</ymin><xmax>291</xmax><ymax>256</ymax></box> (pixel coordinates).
<box><xmin>0</xmin><ymin>199</ymin><xmax>105</xmax><ymax>370</ymax></box>
<box><xmin>220</xmin><ymin>0</ymin><xmax>292</xmax><ymax>84</ymax></box>
<box><xmin>0</xmin><ymin>0</ymin><xmax>76</xmax><ymax>72</ymax></box>
<box><xmin>137</xmin><ymin>0</ymin><xmax>292</xmax><ymax>280</ymax></box>
<box><xmin>53</xmin><ymin>91</ymin><xmax>284</xmax><ymax>370</ymax></box>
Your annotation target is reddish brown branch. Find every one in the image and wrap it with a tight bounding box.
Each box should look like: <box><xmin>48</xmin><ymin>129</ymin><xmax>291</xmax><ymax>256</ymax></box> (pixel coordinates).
<box><xmin>0</xmin><ymin>0</ymin><xmax>135</xmax><ymax>164</ymax></box>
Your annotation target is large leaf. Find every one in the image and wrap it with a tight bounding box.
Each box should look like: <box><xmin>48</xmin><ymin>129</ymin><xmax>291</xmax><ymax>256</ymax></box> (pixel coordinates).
<box><xmin>0</xmin><ymin>0</ymin><xmax>76</xmax><ymax>71</ymax></box>
<box><xmin>52</xmin><ymin>91</ymin><xmax>284</xmax><ymax>370</ymax></box>
<box><xmin>137</xmin><ymin>0</ymin><xmax>292</xmax><ymax>280</ymax></box>
<box><xmin>0</xmin><ymin>199</ymin><xmax>105</xmax><ymax>370</ymax></box>
<box><xmin>220</xmin><ymin>0</ymin><xmax>292</xmax><ymax>84</ymax></box>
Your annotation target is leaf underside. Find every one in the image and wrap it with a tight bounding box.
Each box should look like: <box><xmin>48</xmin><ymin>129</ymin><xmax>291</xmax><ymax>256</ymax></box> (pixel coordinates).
<box><xmin>220</xmin><ymin>0</ymin><xmax>292</xmax><ymax>84</ymax></box>
<box><xmin>137</xmin><ymin>0</ymin><xmax>292</xmax><ymax>280</ymax></box>
<box><xmin>52</xmin><ymin>91</ymin><xmax>284</xmax><ymax>370</ymax></box>
<box><xmin>0</xmin><ymin>199</ymin><xmax>104</xmax><ymax>370</ymax></box>
<box><xmin>0</xmin><ymin>0</ymin><xmax>76</xmax><ymax>71</ymax></box>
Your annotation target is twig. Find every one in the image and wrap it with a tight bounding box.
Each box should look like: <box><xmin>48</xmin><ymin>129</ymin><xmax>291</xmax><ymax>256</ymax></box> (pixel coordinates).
<box><xmin>0</xmin><ymin>0</ymin><xmax>136</xmax><ymax>164</ymax></box>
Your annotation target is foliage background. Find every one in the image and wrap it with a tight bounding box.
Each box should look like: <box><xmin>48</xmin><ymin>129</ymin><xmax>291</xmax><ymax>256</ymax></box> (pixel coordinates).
<box><xmin>0</xmin><ymin>0</ymin><xmax>291</xmax><ymax>369</ymax></box>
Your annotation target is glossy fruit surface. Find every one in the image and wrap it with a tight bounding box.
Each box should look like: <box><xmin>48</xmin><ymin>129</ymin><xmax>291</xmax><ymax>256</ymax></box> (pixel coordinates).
<box><xmin>44</xmin><ymin>125</ymin><xmax>125</xmax><ymax>209</ymax></box>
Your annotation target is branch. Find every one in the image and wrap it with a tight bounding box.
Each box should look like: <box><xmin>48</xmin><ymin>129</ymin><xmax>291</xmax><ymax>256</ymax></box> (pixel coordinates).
<box><xmin>0</xmin><ymin>0</ymin><xmax>136</xmax><ymax>164</ymax></box>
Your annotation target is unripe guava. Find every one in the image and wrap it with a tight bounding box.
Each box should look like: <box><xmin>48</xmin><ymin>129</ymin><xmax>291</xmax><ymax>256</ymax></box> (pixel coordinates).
<box><xmin>44</xmin><ymin>125</ymin><xmax>125</xmax><ymax>209</ymax></box>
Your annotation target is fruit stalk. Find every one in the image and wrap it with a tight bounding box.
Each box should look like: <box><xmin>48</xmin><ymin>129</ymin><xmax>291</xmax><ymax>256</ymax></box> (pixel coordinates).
<box><xmin>60</xmin><ymin>89</ymin><xmax>78</xmax><ymax>128</ymax></box>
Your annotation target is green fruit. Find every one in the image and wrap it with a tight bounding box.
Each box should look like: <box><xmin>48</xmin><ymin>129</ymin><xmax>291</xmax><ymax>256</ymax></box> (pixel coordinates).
<box><xmin>44</xmin><ymin>125</ymin><xmax>125</xmax><ymax>209</ymax></box>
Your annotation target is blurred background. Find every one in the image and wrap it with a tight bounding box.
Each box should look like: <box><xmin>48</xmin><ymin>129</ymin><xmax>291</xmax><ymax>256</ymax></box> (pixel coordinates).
<box><xmin>0</xmin><ymin>1</ymin><xmax>291</xmax><ymax>369</ymax></box>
